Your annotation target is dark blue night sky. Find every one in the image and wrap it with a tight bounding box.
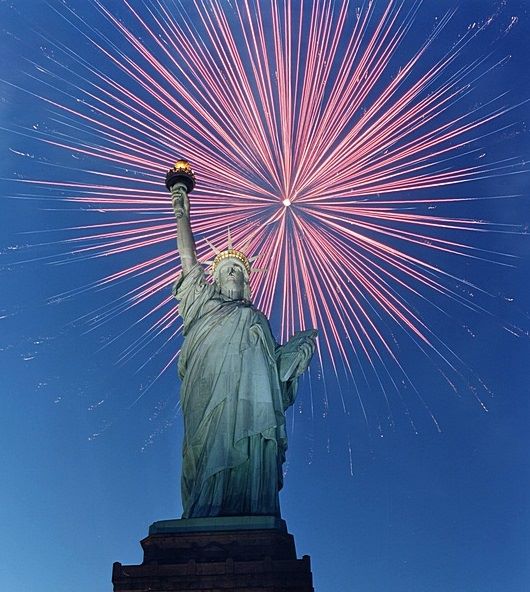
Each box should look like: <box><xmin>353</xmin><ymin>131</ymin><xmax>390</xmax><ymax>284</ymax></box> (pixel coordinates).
<box><xmin>1</xmin><ymin>1</ymin><xmax>529</xmax><ymax>591</ymax></box>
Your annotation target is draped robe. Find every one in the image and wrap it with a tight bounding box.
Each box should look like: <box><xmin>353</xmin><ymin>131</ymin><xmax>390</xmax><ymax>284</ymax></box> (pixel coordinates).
<box><xmin>173</xmin><ymin>265</ymin><xmax>297</xmax><ymax>518</ymax></box>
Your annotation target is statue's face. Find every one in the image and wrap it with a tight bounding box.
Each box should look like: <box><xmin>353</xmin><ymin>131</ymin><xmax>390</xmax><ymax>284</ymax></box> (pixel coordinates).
<box><xmin>217</xmin><ymin>260</ymin><xmax>246</xmax><ymax>300</ymax></box>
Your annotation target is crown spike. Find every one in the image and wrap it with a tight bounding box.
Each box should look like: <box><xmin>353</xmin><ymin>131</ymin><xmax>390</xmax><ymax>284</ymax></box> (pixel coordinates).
<box><xmin>227</xmin><ymin>226</ymin><xmax>233</xmax><ymax>250</ymax></box>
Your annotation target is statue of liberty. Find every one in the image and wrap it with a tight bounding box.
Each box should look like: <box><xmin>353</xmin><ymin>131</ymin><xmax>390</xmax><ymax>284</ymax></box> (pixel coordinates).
<box><xmin>167</xmin><ymin>161</ymin><xmax>317</xmax><ymax>519</ymax></box>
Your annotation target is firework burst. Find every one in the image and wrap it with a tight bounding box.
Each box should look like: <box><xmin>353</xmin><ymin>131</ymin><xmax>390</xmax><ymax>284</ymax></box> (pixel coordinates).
<box><xmin>2</xmin><ymin>0</ymin><xmax>528</xmax><ymax>434</ymax></box>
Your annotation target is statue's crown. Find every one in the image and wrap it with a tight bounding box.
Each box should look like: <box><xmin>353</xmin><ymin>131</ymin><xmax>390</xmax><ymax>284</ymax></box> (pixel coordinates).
<box><xmin>204</xmin><ymin>229</ymin><xmax>264</xmax><ymax>279</ymax></box>
<box><xmin>211</xmin><ymin>248</ymin><xmax>251</xmax><ymax>276</ymax></box>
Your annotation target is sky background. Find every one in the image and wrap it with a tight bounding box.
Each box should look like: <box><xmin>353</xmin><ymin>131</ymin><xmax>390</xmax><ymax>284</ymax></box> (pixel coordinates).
<box><xmin>1</xmin><ymin>1</ymin><xmax>530</xmax><ymax>591</ymax></box>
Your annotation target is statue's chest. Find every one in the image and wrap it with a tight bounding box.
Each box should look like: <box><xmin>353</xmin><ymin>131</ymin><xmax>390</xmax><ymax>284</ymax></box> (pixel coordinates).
<box><xmin>200</xmin><ymin>302</ymin><xmax>271</xmax><ymax>348</ymax></box>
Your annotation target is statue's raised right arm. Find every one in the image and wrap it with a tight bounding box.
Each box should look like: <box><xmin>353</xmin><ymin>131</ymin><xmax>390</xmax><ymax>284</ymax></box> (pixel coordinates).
<box><xmin>171</xmin><ymin>182</ymin><xmax>197</xmax><ymax>274</ymax></box>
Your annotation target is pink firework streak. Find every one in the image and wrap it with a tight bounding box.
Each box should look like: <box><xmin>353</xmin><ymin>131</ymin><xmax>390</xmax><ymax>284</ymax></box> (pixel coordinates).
<box><xmin>3</xmin><ymin>0</ymin><xmax>529</xmax><ymax>430</ymax></box>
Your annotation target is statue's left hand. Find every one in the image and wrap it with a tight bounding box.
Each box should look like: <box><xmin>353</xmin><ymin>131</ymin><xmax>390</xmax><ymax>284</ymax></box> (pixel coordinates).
<box><xmin>293</xmin><ymin>333</ymin><xmax>316</xmax><ymax>377</ymax></box>
<box><xmin>277</xmin><ymin>329</ymin><xmax>317</xmax><ymax>381</ymax></box>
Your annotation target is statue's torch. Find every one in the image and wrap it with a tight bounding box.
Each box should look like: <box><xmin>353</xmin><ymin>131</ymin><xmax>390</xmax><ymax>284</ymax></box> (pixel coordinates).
<box><xmin>166</xmin><ymin>159</ymin><xmax>196</xmax><ymax>218</ymax></box>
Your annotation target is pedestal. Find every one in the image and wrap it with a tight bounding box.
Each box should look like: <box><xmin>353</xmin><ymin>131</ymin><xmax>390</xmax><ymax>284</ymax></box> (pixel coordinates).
<box><xmin>112</xmin><ymin>516</ymin><xmax>314</xmax><ymax>591</ymax></box>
